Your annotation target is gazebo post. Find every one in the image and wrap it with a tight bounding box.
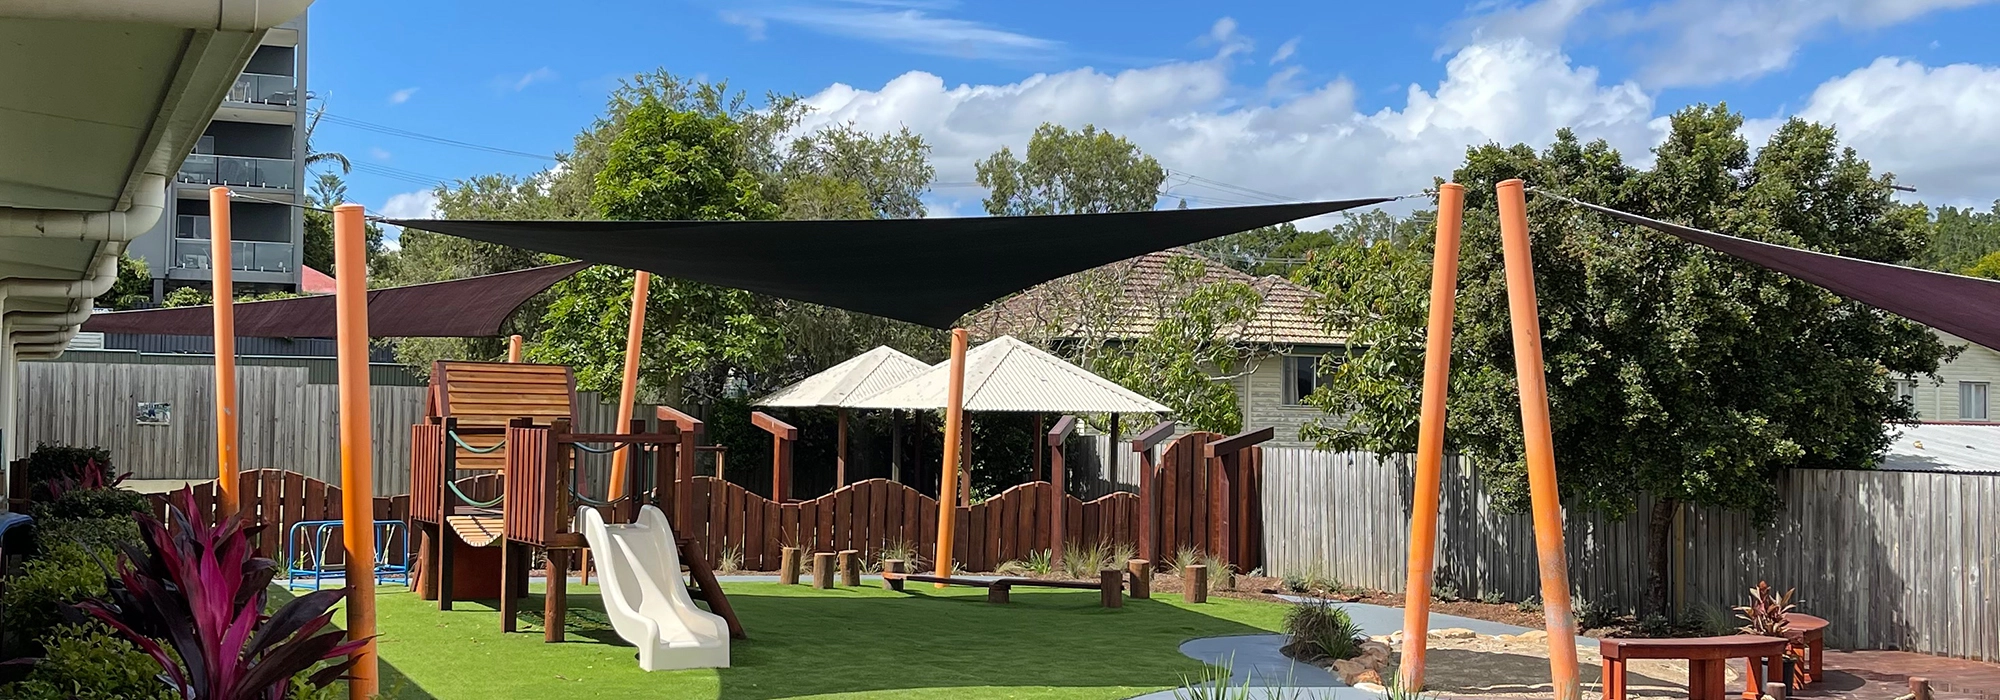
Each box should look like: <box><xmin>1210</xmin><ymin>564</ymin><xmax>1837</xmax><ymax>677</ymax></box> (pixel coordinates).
<box><xmin>1033</xmin><ymin>413</ymin><xmax>1044</xmax><ymax>481</ymax></box>
<box><xmin>932</xmin><ymin>329</ymin><xmax>970</xmax><ymax>585</ymax></box>
<box><xmin>1108</xmin><ymin>413</ymin><xmax>1121</xmax><ymax>486</ymax></box>
<box><xmin>958</xmin><ymin>413</ymin><xmax>971</xmax><ymax>507</ymax></box>
<box><xmin>890</xmin><ymin>409</ymin><xmax>903</xmax><ymax>483</ymax></box>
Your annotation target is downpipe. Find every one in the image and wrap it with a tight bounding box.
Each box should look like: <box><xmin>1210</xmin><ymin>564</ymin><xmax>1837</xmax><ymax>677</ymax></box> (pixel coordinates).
<box><xmin>0</xmin><ymin>175</ymin><xmax>165</xmax><ymax>357</ymax></box>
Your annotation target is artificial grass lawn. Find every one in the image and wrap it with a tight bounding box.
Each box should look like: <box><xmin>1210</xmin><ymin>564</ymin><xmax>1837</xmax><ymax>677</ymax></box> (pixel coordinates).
<box><xmin>357</xmin><ymin>581</ymin><xmax>1289</xmax><ymax>699</ymax></box>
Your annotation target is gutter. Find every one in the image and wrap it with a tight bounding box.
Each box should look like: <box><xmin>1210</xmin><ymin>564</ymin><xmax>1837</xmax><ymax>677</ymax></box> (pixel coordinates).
<box><xmin>0</xmin><ymin>175</ymin><xmax>167</xmax><ymax>358</ymax></box>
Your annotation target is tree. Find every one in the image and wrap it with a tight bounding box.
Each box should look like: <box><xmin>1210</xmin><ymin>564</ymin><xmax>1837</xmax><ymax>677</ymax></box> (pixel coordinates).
<box><xmin>1193</xmin><ymin>212</ymin><xmax>1429</xmax><ymax>276</ymax></box>
<box><xmin>1911</xmin><ymin>201</ymin><xmax>2000</xmax><ymax>272</ymax></box>
<box><xmin>1965</xmin><ymin>250</ymin><xmax>2000</xmax><ymax>280</ymax></box>
<box><xmin>782</xmin><ymin>123</ymin><xmax>933</xmax><ymax>219</ymax></box>
<box><xmin>1300</xmin><ymin>106</ymin><xmax>1953</xmax><ymax>618</ymax></box>
<box><xmin>1088</xmin><ymin>255</ymin><xmax>1263</xmax><ymax>432</ymax></box>
<box><xmin>302</xmin><ymin>102</ymin><xmax>351</xmax><ymax>174</ymax></box>
<box><xmin>100</xmin><ymin>254</ymin><xmax>152</xmax><ymax>310</ymax></box>
<box><xmin>301</xmin><ymin>172</ymin><xmax>384</xmax><ymax>277</ymax></box>
<box><xmin>975</xmin><ymin>123</ymin><xmax>1165</xmax><ymax>215</ymax></box>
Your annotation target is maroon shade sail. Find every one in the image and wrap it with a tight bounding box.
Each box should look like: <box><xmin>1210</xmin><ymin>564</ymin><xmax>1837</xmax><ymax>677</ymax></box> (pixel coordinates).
<box><xmin>83</xmin><ymin>262</ymin><xmax>588</xmax><ymax>338</ymax></box>
<box><xmin>1559</xmin><ymin>196</ymin><xmax>2000</xmax><ymax>354</ymax></box>
<box><xmin>386</xmin><ymin>198</ymin><xmax>1392</xmax><ymax>328</ymax></box>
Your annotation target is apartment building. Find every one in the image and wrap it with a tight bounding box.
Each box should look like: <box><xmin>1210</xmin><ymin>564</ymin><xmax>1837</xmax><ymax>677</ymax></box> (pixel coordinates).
<box><xmin>126</xmin><ymin>13</ymin><xmax>309</xmax><ymax>300</ymax></box>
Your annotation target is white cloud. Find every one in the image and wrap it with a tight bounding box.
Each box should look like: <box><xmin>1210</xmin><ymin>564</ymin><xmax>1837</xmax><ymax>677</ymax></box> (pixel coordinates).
<box><xmin>369</xmin><ymin>147</ymin><xmax>392</xmax><ymax>161</ymax></box>
<box><xmin>381</xmin><ymin>190</ymin><xmax>439</xmax><ymax>220</ymax></box>
<box><xmin>792</xmin><ymin>39</ymin><xmax>1661</xmax><ymax>215</ymax></box>
<box><xmin>1760</xmin><ymin>57</ymin><xmax>2000</xmax><ymax>204</ymax></box>
<box><xmin>1615</xmin><ymin>0</ymin><xmax>1996</xmax><ymax>86</ymax></box>
<box><xmin>1445</xmin><ymin>0</ymin><xmax>1600</xmax><ymax>56</ymax></box>
<box><xmin>722</xmin><ymin>2</ymin><xmax>1058</xmax><ymax>61</ymax></box>
<box><xmin>388</xmin><ymin>87</ymin><xmax>419</xmax><ymax>105</ymax></box>
<box><xmin>500</xmin><ymin>67</ymin><xmax>558</xmax><ymax>92</ymax></box>
<box><xmin>1202</xmin><ymin>17</ymin><xmax>1254</xmax><ymax>59</ymax></box>
<box><xmin>1270</xmin><ymin>37</ymin><xmax>1300</xmax><ymax>64</ymax></box>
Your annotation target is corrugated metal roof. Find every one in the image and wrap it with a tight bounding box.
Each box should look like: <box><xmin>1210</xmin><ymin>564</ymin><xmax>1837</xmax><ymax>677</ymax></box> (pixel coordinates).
<box><xmin>964</xmin><ymin>249</ymin><xmax>1344</xmax><ymax>346</ymax></box>
<box><xmin>846</xmin><ymin>335</ymin><xmax>1171</xmax><ymax>414</ymax></box>
<box><xmin>754</xmin><ymin>346</ymin><xmax>929</xmax><ymax>407</ymax></box>
<box><xmin>1880</xmin><ymin>422</ymin><xmax>2000</xmax><ymax>474</ymax></box>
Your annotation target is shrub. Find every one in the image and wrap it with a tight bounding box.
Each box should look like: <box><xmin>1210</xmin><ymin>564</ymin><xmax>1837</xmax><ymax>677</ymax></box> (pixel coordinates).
<box><xmin>1060</xmin><ymin>541</ymin><xmax>1110</xmax><ymax>578</ymax></box>
<box><xmin>0</xmin><ymin>622</ymin><xmax>172</xmax><ymax>700</ymax></box>
<box><xmin>1479</xmin><ymin>591</ymin><xmax>1506</xmax><ymax>605</ymax></box>
<box><xmin>998</xmin><ymin>549</ymin><xmax>1054</xmax><ymax>577</ymax></box>
<box><xmin>21</xmin><ymin>444</ymin><xmax>113</xmax><ymax>487</ymax></box>
<box><xmin>31</xmin><ymin>487</ymin><xmax>150</xmax><ymax>522</ymax></box>
<box><xmin>1281</xmin><ymin>574</ymin><xmax>1308</xmax><ymax>594</ymax></box>
<box><xmin>36</xmin><ymin>517</ymin><xmax>142</xmax><ymax>556</ymax></box>
<box><xmin>1515</xmin><ymin>596</ymin><xmax>1544</xmax><ymax>614</ymax></box>
<box><xmin>876</xmin><ymin>539</ymin><xmax>925</xmax><ymax>571</ymax></box>
<box><xmin>1284</xmin><ymin>599</ymin><xmax>1364</xmax><ymax>660</ymax></box>
<box><xmin>2</xmin><ymin>544</ymin><xmax>110</xmax><ymax>652</ymax></box>
<box><xmin>1573</xmin><ymin>595</ymin><xmax>1620</xmax><ymax>630</ymax></box>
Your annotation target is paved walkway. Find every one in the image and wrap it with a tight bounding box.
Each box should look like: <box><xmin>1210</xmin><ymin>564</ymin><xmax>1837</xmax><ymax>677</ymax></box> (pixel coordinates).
<box><xmin>1794</xmin><ymin>649</ymin><xmax>2000</xmax><ymax>700</ymax></box>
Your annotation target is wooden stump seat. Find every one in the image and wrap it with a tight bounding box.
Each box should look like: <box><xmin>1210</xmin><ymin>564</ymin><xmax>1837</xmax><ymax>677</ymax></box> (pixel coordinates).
<box><xmin>1599</xmin><ymin>635</ymin><xmax>1790</xmax><ymax>700</ymax></box>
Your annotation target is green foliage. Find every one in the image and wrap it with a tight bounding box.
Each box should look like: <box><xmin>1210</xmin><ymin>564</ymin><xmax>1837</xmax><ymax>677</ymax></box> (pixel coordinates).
<box><xmin>1299</xmin><ymin>107</ymin><xmax>1952</xmax><ymax>614</ymax></box>
<box><xmin>1089</xmin><ymin>257</ymin><xmax>1261</xmax><ymax>433</ymax></box>
<box><xmin>159</xmin><ymin>287</ymin><xmax>309</xmax><ymax>308</ymax></box>
<box><xmin>1283</xmin><ymin>600</ymin><xmax>1364</xmax><ymax>660</ymax></box>
<box><xmin>3</xmin><ymin>544</ymin><xmax>111</xmax><ymax>651</ymax></box>
<box><xmin>0</xmin><ymin>622</ymin><xmax>172</xmax><ymax>700</ymax></box>
<box><xmin>302</xmin><ymin>172</ymin><xmax>385</xmax><ymax>276</ymax></box>
<box><xmin>1573</xmin><ymin>595</ymin><xmax>1620</xmax><ymax>630</ymax></box>
<box><xmin>782</xmin><ymin>123</ymin><xmax>932</xmax><ymax>219</ymax></box>
<box><xmin>22</xmin><ymin>444</ymin><xmax>113</xmax><ymax>486</ymax></box>
<box><xmin>529</xmin><ymin>265</ymin><xmax>780</xmax><ymax>402</ymax></box>
<box><xmin>1171</xmin><ymin>654</ymin><xmax>1260</xmax><ymax>700</ymax></box>
<box><xmin>976</xmin><ymin>123</ymin><xmax>1164</xmax><ymax>216</ymax></box>
<box><xmin>1059</xmin><ymin>540</ymin><xmax>1111</xmax><ymax>577</ymax></box>
<box><xmin>1193</xmin><ymin>212</ymin><xmax>1429</xmax><ymax>277</ymax></box>
<box><xmin>35</xmin><ymin>517</ymin><xmax>143</xmax><ymax>558</ymax></box>
<box><xmin>1964</xmin><ymin>249</ymin><xmax>2000</xmax><ymax>280</ymax></box>
<box><xmin>999</xmin><ymin>549</ymin><xmax>1055</xmax><ymax>577</ymax></box>
<box><xmin>31</xmin><ymin>487</ymin><xmax>150</xmax><ymax>522</ymax></box>
<box><xmin>1478</xmin><ymin>590</ymin><xmax>1506</xmax><ymax>605</ymax></box>
<box><xmin>99</xmin><ymin>255</ymin><xmax>152</xmax><ymax>310</ymax></box>
<box><xmin>1911</xmin><ymin>200</ymin><xmax>2000</xmax><ymax>273</ymax></box>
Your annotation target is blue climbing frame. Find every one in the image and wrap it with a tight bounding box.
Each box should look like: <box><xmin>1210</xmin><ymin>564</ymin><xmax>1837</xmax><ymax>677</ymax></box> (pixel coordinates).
<box><xmin>284</xmin><ymin>519</ymin><xmax>413</xmax><ymax>591</ymax></box>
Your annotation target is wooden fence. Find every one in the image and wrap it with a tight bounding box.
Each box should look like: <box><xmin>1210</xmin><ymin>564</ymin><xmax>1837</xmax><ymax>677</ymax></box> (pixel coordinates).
<box><xmin>676</xmin><ymin>476</ymin><xmax>1140</xmax><ymax>573</ymax></box>
<box><xmin>145</xmin><ymin>469</ymin><xmax>418</xmax><ymax>569</ymax></box>
<box><xmin>1258</xmin><ymin>447</ymin><xmax>2000</xmax><ymax>662</ymax></box>
<box><xmin>15</xmin><ymin>361</ymin><xmax>655</xmax><ymax>494</ymax></box>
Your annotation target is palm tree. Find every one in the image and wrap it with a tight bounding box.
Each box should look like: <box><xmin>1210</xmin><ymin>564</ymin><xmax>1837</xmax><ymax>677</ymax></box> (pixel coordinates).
<box><xmin>304</xmin><ymin>101</ymin><xmax>351</xmax><ymax>174</ymax></box>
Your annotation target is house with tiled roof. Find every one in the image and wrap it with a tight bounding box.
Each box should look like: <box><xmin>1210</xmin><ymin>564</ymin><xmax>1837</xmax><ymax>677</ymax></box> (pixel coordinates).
<box><xmin>964</xmin><ymin>249</ymin><xmax>1346</xmax><ymax>447</ymax></box>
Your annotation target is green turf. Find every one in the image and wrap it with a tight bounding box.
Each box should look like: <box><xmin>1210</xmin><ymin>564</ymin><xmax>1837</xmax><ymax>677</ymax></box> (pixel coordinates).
<box><xmin>346</xmin><ymin>581</ymin><xmax>1289</xmax><ymax>699</ymax></box>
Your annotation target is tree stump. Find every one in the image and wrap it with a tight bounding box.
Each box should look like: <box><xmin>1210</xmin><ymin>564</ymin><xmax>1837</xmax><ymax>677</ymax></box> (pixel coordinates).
<box><xmin>882</xmin><ymin>559</ymin><xmax>905</xmax><ymax>591</ymax></box>
<box><xmin>779</xmin><ymin>546</ymin><xmax>801</xmax><ymax>585</ymax></box>
<box><xmin>1184</xmin><ymin>564</ymin><xmax>1208</xmax><ymax>603</ymax></box>
<box><xmin>1099</xmin><ymin>570</ymin><xmax>1123</xmax><ymax>608</ymax></box>
<box><xmin>812</xmin><ymin>552</ymin><xmax>835</xmax><ymax>589</ymax></box>
<box><xmin>1126</xmin><ymin>559</ymin><xmax>1151</xmax><ymax>599</ymax></box>
<box><xmin>838</xmin><ymin>549</ymin><xmax>861</xmax><ymax>587</ymax></box>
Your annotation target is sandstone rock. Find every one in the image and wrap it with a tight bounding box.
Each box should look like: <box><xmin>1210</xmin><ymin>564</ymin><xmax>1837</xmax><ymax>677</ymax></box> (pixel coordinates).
<box><xmin>1331</xmin><ymin>659</ymin><xmax>1367</xmax><ymax>684</ymax></box>
<box><xmin>1354</xmin><ymin>682</ymin><xmax>1387</xmax><ymax>694</ymax></box>
<box><xmin>1353</xmin><ymin>670</ymin><xmax>1384</xmax><ymax>686</ymax></box>
<box><xmin>1516</xmin><ymin>629</ymin><xmax>1549</xmax><ymax>643</ymax></box>
<box><xmin>1428</xmin><ymin>627</ymin><xmax>1478</xmax><ymax>640</ymax></box>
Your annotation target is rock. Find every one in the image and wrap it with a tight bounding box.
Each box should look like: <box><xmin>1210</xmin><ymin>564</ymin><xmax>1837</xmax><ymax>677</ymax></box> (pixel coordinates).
<box><xmin>1331</xmin><ymin>659</ymin><xmax>1368</xmax><ymax>683</ymax></box>
<box><xmin>1359</xmin><ymin>641</ymin><xmax>1393</xmax><ymax>661</ymax></box>
<box><xmin>1353</xmin><ymin>670</ymin><xmax>1384</xmax><ymax>686</ymax></box>
<box><xmin>1353</xmin><ymin>682</ymin><xmax>1387</xmax><ymax>694</ymax></box>
<box><xmin>1516</xmin><ymin>630</ymin><xmax>1549</xmax><ymax>643</ymax></box>
<box><xmin>1428</xmin><ymin>627</ymin><xmax>1478</xmax><ymax>640</ymax></box>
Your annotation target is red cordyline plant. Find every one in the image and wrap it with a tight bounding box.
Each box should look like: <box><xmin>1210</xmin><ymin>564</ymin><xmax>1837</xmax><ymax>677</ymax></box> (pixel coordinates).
<box><xmin>41</xmin><ymin>458</ymin><xmax>131</xmax><ymax>499</ymax></box>
<box><xmin>75</xmin><ymin>492</ymin><xmax>368</xmax><ymax>700</ymax></box>
<box><xmin>1735</xmin><ymin>581</ymin><xmax>1796</xmax><ymax>640</ymax></box>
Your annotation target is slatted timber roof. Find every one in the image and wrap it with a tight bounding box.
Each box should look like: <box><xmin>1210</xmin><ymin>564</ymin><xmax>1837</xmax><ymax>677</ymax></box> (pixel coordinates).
<box><xmin>429</xmin><ymin>361</ymin><xmax>576</xmax><ymax>470</ymax></box>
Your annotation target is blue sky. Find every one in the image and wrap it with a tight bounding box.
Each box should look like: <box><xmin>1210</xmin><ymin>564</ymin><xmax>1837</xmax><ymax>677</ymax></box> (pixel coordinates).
<box><xmin>304</xmin><ymin>0</ymin><xmax>2000</xmax><ymax>226</ymax></box>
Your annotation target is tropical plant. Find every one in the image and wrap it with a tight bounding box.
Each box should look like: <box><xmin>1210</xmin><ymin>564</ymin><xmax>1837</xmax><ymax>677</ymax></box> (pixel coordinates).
<box><xmin>301</xmin><ymin>102</ymin><xmax>350</xmax><ymax>175</ymax></box>
<box><xmin>76</xmin><ymin>495</ymin><xmax>368</xmax><ymax>700</ymax></box>
<box><xmin>1735</xmin><ymin>581</ymin><xmax>1796</xmax><ymax>640</ymax></box>
<box><xmin>1283</xmin><ymin>599</ymin><xmax>1364</xmax><ymax>660</ymax></box>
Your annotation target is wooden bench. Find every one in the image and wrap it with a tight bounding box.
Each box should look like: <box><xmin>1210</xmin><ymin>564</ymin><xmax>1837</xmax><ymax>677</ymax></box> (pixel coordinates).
<box><xmin>879</xmin><ymin>560</ymin><xmax>1123</xmax><ymax>608</ymax></box>
<box><xmin>1599</xmin><ymin>635</ymin><xmax>1789</xmax><ymax>700</ymax></box>
<box><xmin>1783</xmin><ymin>613</ymin><xmax>1829</xmax><ymax>687</ymax></box>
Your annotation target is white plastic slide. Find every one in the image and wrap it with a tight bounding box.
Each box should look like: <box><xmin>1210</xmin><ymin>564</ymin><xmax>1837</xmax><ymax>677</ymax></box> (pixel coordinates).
<box><xmin>577</xmin><ymin>505</ymin><xmax>731</xmax><ymax>671</ymax></box>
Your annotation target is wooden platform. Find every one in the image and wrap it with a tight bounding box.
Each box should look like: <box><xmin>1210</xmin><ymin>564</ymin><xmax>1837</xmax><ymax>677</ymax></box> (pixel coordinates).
<box><xmin>446</xmin><ymin>515</ymin><xmax>505</xmax><ymax>548</ymax></box>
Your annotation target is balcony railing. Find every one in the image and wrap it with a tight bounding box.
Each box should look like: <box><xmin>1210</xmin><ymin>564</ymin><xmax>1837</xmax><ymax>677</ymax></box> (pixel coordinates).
<box><xmin>228</xmin><ymin>72</ymin><xmax>300</xmax><ymax>106</ymax></box>
<box><xmin>173</xmin><ymin>239</ymin><xmax>295</xmax><ymax>274</ymax></box>
<box><xmin>178</xmin><ymin>154</ymin><xmax>295</xmax><ymax>190</ymax></box>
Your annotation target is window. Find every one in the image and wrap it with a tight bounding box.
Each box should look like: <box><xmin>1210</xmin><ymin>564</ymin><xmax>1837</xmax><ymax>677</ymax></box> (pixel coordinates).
<box><xmin>1893</xmin><ymin>379</ymin><xmax>1915</xmax><ymax>404</ymax></box>
<box><xmin>1960</xmin><ymin>382</ymin><xmax>1989</xmax><ymax>420</ymax></box>
<box><xmin>1284</xmin><ymin>355</ymin><xmax>1323</xmax><ymax>405</ymax></box>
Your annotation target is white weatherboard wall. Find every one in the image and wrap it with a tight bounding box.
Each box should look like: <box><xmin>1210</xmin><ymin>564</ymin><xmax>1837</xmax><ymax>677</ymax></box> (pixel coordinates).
<box><xmin>1235</xmin><ymin>354</ymin><xmax>1322</xmax><ymax>448</ymax></box>
<box><xmin>1259</xmin><ymin>447</ymin><xmax>2000</xmax><ymax>663</ymax></box>
<box><xmin>1898</xmin><ymin>330</ymin><xmax>2000</xmax><ymax>422</ymax></box>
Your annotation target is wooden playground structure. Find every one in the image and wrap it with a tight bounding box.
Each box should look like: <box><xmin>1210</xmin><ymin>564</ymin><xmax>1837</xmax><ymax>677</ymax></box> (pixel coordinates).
<box><xmin>407</xmin><ymin>360</ymin><xmax>743</xmax><ymax>641</ymax></box>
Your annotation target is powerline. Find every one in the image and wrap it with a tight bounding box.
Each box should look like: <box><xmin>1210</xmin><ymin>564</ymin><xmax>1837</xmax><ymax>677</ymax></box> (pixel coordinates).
<box><xmin>320</xmin><ymin>112</ymin><xmax>559</xmax><ymax>161</ymax></box>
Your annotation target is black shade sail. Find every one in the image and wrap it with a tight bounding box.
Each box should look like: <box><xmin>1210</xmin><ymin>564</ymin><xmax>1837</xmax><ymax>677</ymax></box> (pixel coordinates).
<box><xmin>82</xmin><ymin>262</ymin><xmax>588</xmax><ymax>338</ymax></box>
<box><xmin>384</xmin><ymin>198</ymin><xmax>1391</xmax><ymax>328</ymax></box>
<box><xmin>1560</xmin><ymin>197</ymin><xmax>2000</xmax><ymax>354</ymax></box>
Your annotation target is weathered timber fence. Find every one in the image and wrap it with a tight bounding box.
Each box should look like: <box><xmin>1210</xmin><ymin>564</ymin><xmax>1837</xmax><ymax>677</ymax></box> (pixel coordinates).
<box><xmin>1259</xmin><ymin>447</ymin><xmax>2000</xmax><ymax>662</ymax></box>
<box><xmin>15</xmin><ymin>361</ymin><xmax>655</xmax><ymax>494</ymax></box>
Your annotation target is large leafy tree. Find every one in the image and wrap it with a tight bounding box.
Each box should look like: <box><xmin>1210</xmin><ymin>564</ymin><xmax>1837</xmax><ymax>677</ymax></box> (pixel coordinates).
<box><xmin>975</xmin><ymin>123</ymin><xmax>1165</xmax><ymax>215</ymax></box>
<box><xmin>1301</xmin><ymin>106</ymin><xmax>1953</xmax><ymax>616</ymax></box>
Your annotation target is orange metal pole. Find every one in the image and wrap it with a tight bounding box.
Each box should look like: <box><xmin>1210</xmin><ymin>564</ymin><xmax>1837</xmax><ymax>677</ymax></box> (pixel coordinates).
<box><xmin>610</xmin><ymin>271</ymin><xmax>651</xmax><ymax>500</ymax></box>
<box><xmin>507</xmin><ymin>334</ymin><xmax>523</xmax><ymax>362</ymax></box>
<box><xmin>209</xmin><ymin>187</ymin><xmax>240</xmax><ymax>518</ymax></box>
<box><xmin>1399</xmin><ymin>182</ymin><xmax>1465</xmax><ymax>691</ymax></box>
<box><xmin>333</xmin><ymin>203</ymin><xmax>378</xmax><ymax>699</ymax></box>
<box><xmin>1495</xmin><ymin>178</ymin><xmax>1581</xmax><ymax>700</ymax></box>
<box><xmin>932</xmin><ymin>328</ymin><xmax>969</xmax><ymax>585</ymax></box>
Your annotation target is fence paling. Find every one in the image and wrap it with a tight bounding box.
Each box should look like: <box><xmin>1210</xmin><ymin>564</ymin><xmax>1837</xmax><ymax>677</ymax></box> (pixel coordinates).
<box><xmin>1257</xmin><ymin>446</ymin><xmax>2000</xmax><ymax>664</ymax></box>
